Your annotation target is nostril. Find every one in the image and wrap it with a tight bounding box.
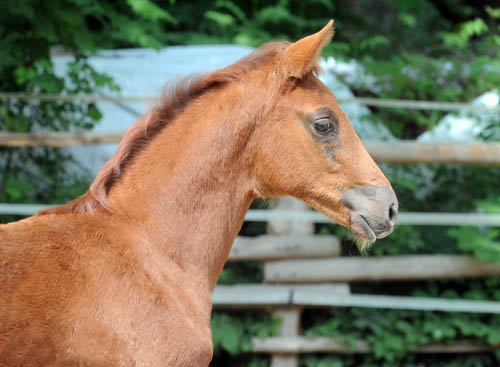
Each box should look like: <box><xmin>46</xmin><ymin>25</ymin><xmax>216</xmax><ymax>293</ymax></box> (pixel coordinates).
<box><xmin>388</xmin><ymin>203</ymin><xmax>396</xmax><ymax>222</ymax></box>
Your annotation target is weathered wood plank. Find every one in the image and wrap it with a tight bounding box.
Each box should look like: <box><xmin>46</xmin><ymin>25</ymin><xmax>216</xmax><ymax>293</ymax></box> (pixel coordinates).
<box><xmin>266</xmin><ymin>197</ymin><xmax>314</xmax><ymax>235</ymax></box>
<box><xmin>274</xmin><ymin>308</ymin><xmax>301</xmax><ymax>337</ymax></box>
<box><xmin>267</xmin><ymin>197</ymin><xmax>311</xmax><ymax>367</ymax></box>
<box><xmin>0</xmin><ymin>93</ymin><xmax>153</xmax><ymax>103</ymax></box>
<box><xmin>270</xmin><ymin>308</ymin><xmax>302</xmax><ymax>367</ymax></box>
<box><xmin>229</xmin><ymin>235</ymin><xmax>340</xmax><ymax>261</ymax></box>
<box><xmin>253</xmin><ymin>336</ymin><xmax>371</xmax><ymax>354</ymax></box>
<box><xmin>212</xmin><ymin>284</ymin><xmax>350</xmax><ymax>308</ymax></box>
<box><xmin>271</xmin><ymin>355</ymin><xmax>297</xmax><ymax>367</ymax></box>
<box><xmin>213</xmin><ymin>284</ymin><xmax>500</xmax><ymax>313</ymax></box>
<box><xmin>252</xmin><ymin>336</ymin><xmax>493</xmax><ymax>354</ymax></box>
<box><xmin>245</xmin><ymin>209</ymin><xmax>500</xmax><ymax>226</ymax></box>
<box><xmin>264</xmin><ymin>255</ymin><xmax>500</xmax><ymax>283</ymax></box>
<box><xmin>297</xmin><ymin>294</ymin><xmax>500</xmax><ymax>313</ymax></box>
<box><xmin>0</xmin><ymin>203</ymin><xmax>52</xmax><ymax>215</ymax></box>
<box><xmin>0</xmin><ymin>131</ymin><xmax>124</xmax><ymax>147</ymax></box>
<box><xmin>365</xmin><ymin>140</ymin><xmax>500</xmax><ymax>166</ymax></box>
<box><xmin>342</xmin><ymin>97</ymin><xmax>500</xmax><ymax>113</ymax></box>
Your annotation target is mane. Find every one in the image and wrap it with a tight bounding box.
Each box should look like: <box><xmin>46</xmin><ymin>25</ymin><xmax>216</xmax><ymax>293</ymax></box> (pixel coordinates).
<box><xmin>38</xmin><ymin>42</ymin><xmax>291</xmax><ymax>216</ymax></box>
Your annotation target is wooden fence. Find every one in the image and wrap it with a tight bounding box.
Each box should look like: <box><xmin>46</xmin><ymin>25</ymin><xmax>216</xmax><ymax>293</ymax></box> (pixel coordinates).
<box><xmin>218</xmin><ymin>211</ymin><xmax>500</xmax><ymax>365</ymax></box>
<box><xmin>214</xmin><ymin>198</ymin><xmax>500</xmax><ymax>366</ymax></box>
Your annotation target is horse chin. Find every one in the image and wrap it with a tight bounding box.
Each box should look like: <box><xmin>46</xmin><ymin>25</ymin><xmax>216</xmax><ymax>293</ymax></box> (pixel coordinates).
<box><xmin>348</xmin><ymin>222</ymin><xmax>376</xmax><ymax>253</ymax></box>
<box><xmin>349</xmin><ymin>214</ymin><xmax>377</xmax><ymax>244</ymax></box>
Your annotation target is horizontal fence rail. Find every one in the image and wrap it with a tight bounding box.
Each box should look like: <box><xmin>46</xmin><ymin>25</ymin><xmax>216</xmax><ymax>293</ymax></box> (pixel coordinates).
<box><xmin>341</xmin><ymin>97</ymin><xmax>500</xmax><ymax>113</ymax></box>
<box><xmin>229</xmin><ymin>235</ymin><xmax>340</xmax><ymax>261</ymax></box>
<box><xmin>306</xmin><ymin>294</ymin><xmax>500</xmax><ymax>313</ymax></box>
<box><xmin>245</xmin><ymin>210</ymin><xmax>500</xmax><ymax>226</ymax></box>
<box><xmin>251</xmin><ymin>336</ymin><xmax>494</xmax><ymax>354</ymax></box>
<box><xmin>365</xmin><ymin>141</ymin><xmax>500</xmax><ymax>166</ymax></box>
<box><xmin>0</xmin><ymin>204</ymin><xmax>52</xmax><ymax>215</ymax></box>
<box><xmin>213</xmin><ymin>284</ymin><xmax>350</xmax><ymax>308</ymax></box>
<box><xmin>0</xmin><ymin>93</ymin><xmax>155</xmax><ymax>103</ymax></box>
<box><xmin>1</xmin><ymin>93</ymin><xmax>499</xmax><ymax>113</ymax></box>
<box><xmin>213</xmin><ymin>284</ymin><xmax>500</xmax><ymax>313</ymax></box>
<box><xmin>2</xmin><ymin>133</ymin><xmax>500</xmax><ymax>166</ymax></box>
<box><xmin>264</xmin><ymin>255</ymin><xmax>500</xmax><ymax>283</ymax></box>
<box><xmin>1</xmin><ymin>204</ymin><xmax>500</xmax><ymax>227</ymax></box>
<box><xmin>0</xmin><ymin>131</ymin><xmax>124</xmax><ymax>147</ymax></box>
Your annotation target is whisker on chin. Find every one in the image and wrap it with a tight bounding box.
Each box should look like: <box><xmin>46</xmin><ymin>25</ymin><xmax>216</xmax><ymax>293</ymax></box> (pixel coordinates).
<box><xmin>344</xmin><ymin>230</ymin><xmax>373</xmax><ymax>255</ymax></box>
<box><xmin>353</xmin><ymin>236</ymin><xmax>373</xmax><ymax>255</ymax></box>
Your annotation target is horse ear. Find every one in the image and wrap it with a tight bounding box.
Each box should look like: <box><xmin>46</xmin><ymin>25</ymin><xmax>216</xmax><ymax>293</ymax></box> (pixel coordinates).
<box><xmin>278</xmin><ymin>20</ymin><xmax>334</xmax><ymax>80</ymax></box>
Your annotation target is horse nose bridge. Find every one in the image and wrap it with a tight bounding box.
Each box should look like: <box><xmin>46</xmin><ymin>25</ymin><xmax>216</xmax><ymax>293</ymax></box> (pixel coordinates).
<box><xmin>340</xmin><ymin>143</ymin><xmax>391</xmax><ymax>188</ymax></box>
<box><xmin>343</xmin><ymin>184</ymin><xmax>397</xmax><ymax>207</ymax></box>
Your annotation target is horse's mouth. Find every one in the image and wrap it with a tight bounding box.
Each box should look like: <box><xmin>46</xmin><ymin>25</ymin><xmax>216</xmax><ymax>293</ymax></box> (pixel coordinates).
<box><xmin>350</xmin><ymin>214</ymin><xmax>377</xmax><ymax>243</ymax></box>
<box><xmin>349</xmin><ymin>212</ymin><xmax>395</xmax><ymax>243</ymax></box>
<box><xmin>302</xmin><ymin>191</ymin><xmax>396</xmax><ymax>244</ymax></box>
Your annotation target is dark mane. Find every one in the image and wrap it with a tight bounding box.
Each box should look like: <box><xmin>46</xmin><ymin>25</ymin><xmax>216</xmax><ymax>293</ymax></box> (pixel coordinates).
<box><xmin>38</xmin><ymin>42</ymin><xmax>290</xmax><ymax>215</ymax></box>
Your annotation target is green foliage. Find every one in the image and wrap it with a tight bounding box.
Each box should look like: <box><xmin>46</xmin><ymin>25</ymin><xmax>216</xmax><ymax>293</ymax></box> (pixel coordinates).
<box><xmin>411</xmin><ymin>277</ymin><xmax>500</xmax><ymax>302</ymax></box>
<box><xmin>305</xmin><ymin>308</ymin><xmax>500</xmax><ymax>363</ymax></box>
<box><xmin>302</xmin><ymin>355</ymin><xmax>344</xmax><ymax>367</ymax></box>
<box><xmin>478</xmin><ymin>197</ymin><xmax>500</xmax><ymax>213</ymax></box>
<box><xmin>443</xmin><ymin>18</ymin><xmax>489</xmax><ymax>49</ymax></box>
<box><xmin>0</xmin><ymin>58</ymin><xmax>110</xmax><ymax>218</ymax></box>
<box><xmin>0</xmin><ymin>0</ymin><xmax>169</xmax><ymax>222</ymax></box>
<box><xmin>160</xmin><ymin>0</ymin><xmax>332</xmax><ymax>46</ymax></box>
<box><xmin>302</xmin><ymin>353</ymin><xmax>499</xmax><ymax>367</ymax></box>
<box><xmin>218</xmin><ymin>261</ymin><xmax>263</xmax><ymax>284</ymax></box>
<box><xmin>211</xmin><ymin>311</ymin><xmax>281</xmax><ymax>356</ymax></box>
<box><xmin>371</xmin><ymin>225</ymin><xmax>426</xmax><ymax>256</ymax></box>
<box><xmin>338</xmin><ymin>53</ymin><xmax>500</xmax><ymax>139</ymax></box>
<box><xmin>449</xmin><ymin>227</ymin><xmax>500</xmax><ymax>263</ymax></box>
<box><xmin>127</xmin><ymin>0</ymin><xmax>177</xmax><ymax>24</ymax></box>
<box><xmin>448</xmin><ymin>197</ymin><xmax>500</xmax><ymax>263</ymax></box>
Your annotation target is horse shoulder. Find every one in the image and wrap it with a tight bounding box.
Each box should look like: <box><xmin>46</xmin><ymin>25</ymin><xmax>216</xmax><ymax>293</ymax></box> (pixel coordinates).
<box><xmin>0</xmin><ymin>214</ymin><xmax>117</xmax><ymax>365</ymax></box>
<box><xmin>0</xmin><ymin>215</ymin><xmax>214</xmax><ymax>366</ymax></box>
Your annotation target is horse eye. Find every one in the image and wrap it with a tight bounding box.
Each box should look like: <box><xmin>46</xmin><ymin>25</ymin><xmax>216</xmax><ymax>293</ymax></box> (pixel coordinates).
<box><xmin>313</xmin><ymin>118</ymin><xmax>335</xmax><ymax>135</ymax></box>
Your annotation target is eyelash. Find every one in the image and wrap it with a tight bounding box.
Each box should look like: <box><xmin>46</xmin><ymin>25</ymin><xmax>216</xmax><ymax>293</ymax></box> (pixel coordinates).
<box><xmin>313</xmin><ymin>118</ymin><xmax>336</xmax><ymax>135</ymax></box>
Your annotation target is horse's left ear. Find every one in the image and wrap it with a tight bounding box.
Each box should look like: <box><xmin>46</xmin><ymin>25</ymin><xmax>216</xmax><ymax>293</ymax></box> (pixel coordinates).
<box><xmin>278</xmin><ymin>20</ymin><xmax>334</xmax><ymax>80</ymax></box>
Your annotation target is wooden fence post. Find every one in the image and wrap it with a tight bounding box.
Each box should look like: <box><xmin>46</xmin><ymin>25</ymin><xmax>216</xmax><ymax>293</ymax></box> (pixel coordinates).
<box><xmin>267</xmin><ymin>197</ymin><xmax>314</xmax><ymax>235</ymax></box>
<box><xmin>270</xmin><ymin>307</ymin><xmax>302</xmax><ymax>367</ymax></box>
<box><xmin>268</xmin><ymin>196</ymin><xmax>311</xmax><ymax>367</ymax></box>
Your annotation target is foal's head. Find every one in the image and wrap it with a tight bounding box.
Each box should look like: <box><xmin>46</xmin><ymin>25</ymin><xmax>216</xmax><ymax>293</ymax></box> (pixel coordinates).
<box><xmin>249</xmin><ymin>20</ymin><xmax>398</xmax><ymax>243</ymax></box>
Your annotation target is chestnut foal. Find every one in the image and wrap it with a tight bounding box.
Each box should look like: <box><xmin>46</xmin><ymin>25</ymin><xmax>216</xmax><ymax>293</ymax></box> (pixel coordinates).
<box><xmin>0</xmin><ymin>21</ymin><xmax>397</xmax><ymax>366</ymax></box>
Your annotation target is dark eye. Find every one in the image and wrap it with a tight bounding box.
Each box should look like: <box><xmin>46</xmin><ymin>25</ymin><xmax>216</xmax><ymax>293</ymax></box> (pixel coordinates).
<box><xmin>313</xmin><ymin>118</ymin><xmax>335</xmax><ymax>135</ymax></box>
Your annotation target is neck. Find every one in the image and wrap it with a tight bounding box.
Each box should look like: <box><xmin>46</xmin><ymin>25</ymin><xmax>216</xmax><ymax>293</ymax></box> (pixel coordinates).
<box><xmin>106</xmin><ymin>104</ymin><xmax>256</xmax><ymax>292</ymax></box>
